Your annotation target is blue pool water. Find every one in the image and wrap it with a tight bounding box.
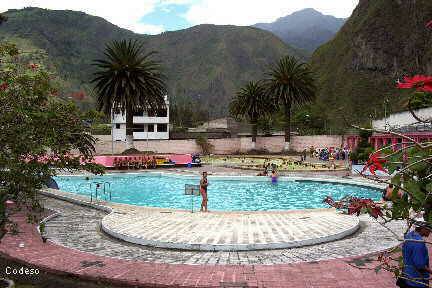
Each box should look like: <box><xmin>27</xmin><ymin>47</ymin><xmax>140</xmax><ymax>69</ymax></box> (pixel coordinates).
<box><xmin>54</xmin><ymin>173</ymin><xmax>381</xmax><ymax>211</ymax></box>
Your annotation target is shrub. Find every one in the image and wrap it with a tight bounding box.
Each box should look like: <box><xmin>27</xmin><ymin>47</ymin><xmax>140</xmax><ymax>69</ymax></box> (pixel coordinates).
<box><xmin>91</xmin><ymin>123</ymin><xmax>111</xmax><ymax>135</ymax></box>
<box><xmin>195</xmin><ymin>135</ymin><xmax>214</xmax><ymax>155</ymax></box>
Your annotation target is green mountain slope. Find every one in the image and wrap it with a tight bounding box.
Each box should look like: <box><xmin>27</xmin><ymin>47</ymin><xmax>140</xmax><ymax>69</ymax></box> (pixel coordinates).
<box><xmin>311</xmin><ymin>0</ymin><xmax>432</xmax><ymax>129</ymax></box>
<box><xmin>0</xmin><ymin>7</ymin><xmax>304</xmax><ymax>116</ymax></box>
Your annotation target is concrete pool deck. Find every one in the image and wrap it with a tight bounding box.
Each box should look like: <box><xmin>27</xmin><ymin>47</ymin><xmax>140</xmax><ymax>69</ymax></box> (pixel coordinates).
<box><xmin>101</xmin><ymin>206</ymin><xmax>360</xmax><ymax>251</ymax></box>
<box><xmin>42</xmin><ymin>173</ymin><xmax>384</xmax><ymax>252</ymax></box>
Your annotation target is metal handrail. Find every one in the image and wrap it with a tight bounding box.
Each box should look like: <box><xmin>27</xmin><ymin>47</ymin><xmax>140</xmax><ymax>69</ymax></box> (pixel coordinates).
<box><xmin>89</xmin><ymin>181</ymin><xmax>112</xmax><ymax>202</ymax></box>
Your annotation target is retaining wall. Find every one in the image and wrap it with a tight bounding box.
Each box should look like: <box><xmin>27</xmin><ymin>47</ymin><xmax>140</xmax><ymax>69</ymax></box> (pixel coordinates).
<box><xmin>95</xmin><ymin>135</ymin><xmax>345</xmax><ymax>155</ymax></box>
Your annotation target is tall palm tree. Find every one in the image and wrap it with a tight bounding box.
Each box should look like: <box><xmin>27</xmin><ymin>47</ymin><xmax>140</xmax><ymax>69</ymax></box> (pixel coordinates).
<box><xmin>265</xmin><ymin>55</ymin><xmax>316</xmax><ymax>151</ymax></box>
<box><xmin>92</xmin><ymin>39</ymin><xmax>167</xmax><ymax>149</ymax></box>
<box><xmin>229</xmin><ymin>81</ymin><xmax>275</xmax><ymax>150</ymax></box>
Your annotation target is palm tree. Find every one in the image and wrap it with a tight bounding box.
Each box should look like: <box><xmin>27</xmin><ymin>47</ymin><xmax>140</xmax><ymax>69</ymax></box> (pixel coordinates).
<box><xmin>229</xmin><ymin>81</ymin><xmax>275</xmax><ymax>150</ymax></box>
<box><xmin>265</xmin><ymin>55</ymin><xmax>316</xmax><ymax>151</ymax></box>
<box><xmin>92</xmin><ymin>39</ymin><xmax>167</xmax><ymax>149</ymax></box>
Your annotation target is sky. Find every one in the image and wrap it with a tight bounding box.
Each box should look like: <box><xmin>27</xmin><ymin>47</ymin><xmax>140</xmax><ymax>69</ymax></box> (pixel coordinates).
<box><xmin>0</xmin><ymin>0</ymin><xmax>359</xmax><ymax>35</ymax></box>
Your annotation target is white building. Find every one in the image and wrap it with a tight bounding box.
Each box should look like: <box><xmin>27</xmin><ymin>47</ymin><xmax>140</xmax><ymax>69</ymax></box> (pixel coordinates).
<box><xmin>372</xmin><ymin>107</ymin><xmax>432</xmax><ymax>131</ymax></box>
<box><xmin>112</xmin><ymin>96</ymin><xmax>169</xmax><ymax>141</ymax></box>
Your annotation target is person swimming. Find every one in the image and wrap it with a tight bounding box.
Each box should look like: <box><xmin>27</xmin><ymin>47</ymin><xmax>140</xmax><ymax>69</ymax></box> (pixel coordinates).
<box><xmin>271</xmin><ymin>170</ymin><xmax>278</xmax><ymax>184</ymax></box>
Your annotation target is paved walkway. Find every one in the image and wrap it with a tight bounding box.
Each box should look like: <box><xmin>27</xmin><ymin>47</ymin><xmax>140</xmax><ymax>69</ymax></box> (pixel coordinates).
<box><xmin>42</xmin><ymin>196</ymin><xmax>404</xmax><ymax>265</ymax></box>
<box><xmin>0</xmin><ymin>199</ymin><xmax>405</xmax><ymax>287</ymax></box>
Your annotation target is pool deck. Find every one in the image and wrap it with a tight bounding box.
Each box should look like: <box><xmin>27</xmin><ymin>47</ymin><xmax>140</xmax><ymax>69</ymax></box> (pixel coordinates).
<box><xmin>102</xmin><ymin>204</ymin><xmax>359</xmax><ymax>252</ymax></box>
<box><xmin>1</xmin><ymin>197</ymin><xmax>406</xmax><ymax>288</ymax></box>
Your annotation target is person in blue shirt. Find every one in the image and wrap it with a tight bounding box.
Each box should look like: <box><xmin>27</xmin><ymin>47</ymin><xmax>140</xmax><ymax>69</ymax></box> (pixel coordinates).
<box><xmin>401</xmin><ymin>223</ymin><xmax>431</xmax><ymax>288</ymax></box>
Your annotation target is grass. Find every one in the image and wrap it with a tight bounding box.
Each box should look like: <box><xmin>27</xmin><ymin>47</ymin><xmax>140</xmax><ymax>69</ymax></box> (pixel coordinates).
<box><xmin>202</xmin><ymin>155</ymin><xmax>343</xmax><ymax>171</ymax></box>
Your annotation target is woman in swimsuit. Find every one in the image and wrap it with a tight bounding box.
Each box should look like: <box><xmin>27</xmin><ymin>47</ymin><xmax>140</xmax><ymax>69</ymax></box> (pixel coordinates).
<box><xmin>200</xmin><ymin>171</ymin><xmax>208</xmax><ymax>212</ymax></box>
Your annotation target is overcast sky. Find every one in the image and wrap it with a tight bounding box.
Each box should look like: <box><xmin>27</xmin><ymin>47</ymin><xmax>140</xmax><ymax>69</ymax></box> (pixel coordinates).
<box><xmin>0</xmin><ymin>0</ymin><xmax>359</xmax><ymax>35</ymax></box>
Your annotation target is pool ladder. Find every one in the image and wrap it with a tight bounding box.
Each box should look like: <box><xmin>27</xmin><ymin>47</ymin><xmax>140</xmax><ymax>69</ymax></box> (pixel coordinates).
<box><xmin>78</xmin><ymin>181</ymin><xmax>112</xmax><ymax>203</ymax></box>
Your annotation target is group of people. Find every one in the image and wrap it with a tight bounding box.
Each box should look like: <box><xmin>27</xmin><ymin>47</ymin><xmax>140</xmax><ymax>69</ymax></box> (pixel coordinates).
<box><xmin>308</xmin><ymin>146</ymin><xmax>350</xmax><ymax>162</ymax></box>
<box><xmin>113</xmin><ymin>156</ymin><xmax>157</xmax><ymax>169</ymax></box>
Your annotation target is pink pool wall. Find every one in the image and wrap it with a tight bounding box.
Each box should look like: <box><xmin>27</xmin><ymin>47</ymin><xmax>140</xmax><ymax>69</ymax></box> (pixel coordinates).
<box><xmin>94</xmin><ymin>135</ymin><xmax>345</xmax><ymax>155</ymax></box>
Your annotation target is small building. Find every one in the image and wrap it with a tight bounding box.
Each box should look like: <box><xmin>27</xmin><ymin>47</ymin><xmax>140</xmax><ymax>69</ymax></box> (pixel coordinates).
<box><xmin>372</xmin><ymin>107</ymin><xmax>432</xmax><ymax>130</ymax></box>
<box><xmin>111</xmin><ymin>96</ymin><xmax>169</xmax><ymax>141</ymax></box>
<box><xmin>346</xmin><ymin>107</ymin><xmax>432</xmax><ymax>151</ymax></box>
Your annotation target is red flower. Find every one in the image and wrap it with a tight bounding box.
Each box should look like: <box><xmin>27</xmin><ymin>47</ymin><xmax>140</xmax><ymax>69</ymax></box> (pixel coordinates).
<box><xmin>427</xmin><ymin>20</ymin><xmax>432</xmax><ymax>30</ymax></box>
<box><xmin>370</xmin><ymin>206</ymin><xmax>383</xmax><ymax>218</ymax></box>
<box><xmin>397</xmin><ymin>75</ymin><xmax>432</xmax><ymax>92</ymax></box>
<box><xmin>362</xmin><ymin>153</ymin><xmax>387</xmax><ymax>175</ymax></box>
<box><xmin>29</xmin><ymin>63</ymin><xmax>38</xmax><ymax>70</ymax></box>
<box><xmin>0</xmin><ymin>82</ymin><xmax>8</xmax><ymax>91</ymax></box>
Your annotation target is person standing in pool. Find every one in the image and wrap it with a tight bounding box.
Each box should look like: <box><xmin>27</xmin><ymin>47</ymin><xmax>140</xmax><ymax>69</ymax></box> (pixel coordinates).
<box><xmin>271</xmin><ymin>170</ymin><xmax>278</xmax><ymax>184</ymax></box>
<box><xmin>200</xmin><ymin>171</ymin><xmax>209</xmax><ymax>212</ymax></box>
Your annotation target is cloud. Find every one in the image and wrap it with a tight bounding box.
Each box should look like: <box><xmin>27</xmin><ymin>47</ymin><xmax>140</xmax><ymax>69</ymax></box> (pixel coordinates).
<box><xmin>159</xmin><ymin>0</ymin><xmax>196</xmax><ymax>5</ymax></box>
<box><xmin>185</xmin><ymin>0</ymin><xmax>359</xmax><ymax>26</ymax></box>
<box><xmin>132</xmin><ymin>23</ymin><xmax>165</xmax><ymax>34</ymax></box>
<box><xmin>0</xmin><ymin>0</ymin><xmax>162</xmax><ymax>34</ymax></box>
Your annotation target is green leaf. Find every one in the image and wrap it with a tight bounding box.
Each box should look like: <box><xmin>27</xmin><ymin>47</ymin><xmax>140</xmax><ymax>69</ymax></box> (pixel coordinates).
<box><xmin>374</xmin><ymin>265</ymin><xmax>382</xmax><ymax>273</ymax></box>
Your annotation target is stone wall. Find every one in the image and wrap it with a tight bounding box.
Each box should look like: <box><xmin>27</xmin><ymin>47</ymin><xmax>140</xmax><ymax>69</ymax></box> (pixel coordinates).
<box><xmin>94</xmin><ymin>135</ymin><xmax>344</xmax><ymax>155</ymax></box>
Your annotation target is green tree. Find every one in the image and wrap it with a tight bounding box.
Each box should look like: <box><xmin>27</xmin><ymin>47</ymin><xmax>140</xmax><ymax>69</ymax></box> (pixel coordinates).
<box><xmin>0</xmin><ymin>14</ymin><xmax>7</xmax><ymax>25</ymax></box>
<box><xmin>264</xmin><ymin>56</ymin><xmax>316</xmax><ymax>151</ymax></box>
<box><xmin>0</xmin><ymin>41</ymin><xmax>104</xmax><ymax>241</ymax></box>
<box><xmin>349</xmin><ymin>128</ymin><xmax>374</xmax><ymax>164</ymax></box>
<box><xmin>229</xmin><ymin>81</ymin><xmax>275</xmax><ymax>149</ymax></box>
<box><xmin>92</xmin><ymin>40</ymin><xmax>167</xmax><ymax>149</ymax></box>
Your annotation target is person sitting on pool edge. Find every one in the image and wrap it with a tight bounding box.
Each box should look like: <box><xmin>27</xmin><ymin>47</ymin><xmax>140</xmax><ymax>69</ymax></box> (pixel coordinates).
<box><xmin>382</xmin><ymin>184</ymin><xmax>404</xmax><ymax>202</ymax></box>
<box><xmin>200</xmin><ymin>171</ymin><xmax>209</xmax><ymax>212</ymax></box>
<box><xmin>257</xmin><ymin>167</ymin><xmax>268</xmax><ymax>176</ymax></box>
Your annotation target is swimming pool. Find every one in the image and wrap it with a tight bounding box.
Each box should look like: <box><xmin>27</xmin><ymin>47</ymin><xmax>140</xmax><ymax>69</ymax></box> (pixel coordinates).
<box><xmin>54</xmin><ymin>173</ymin><xmax>381</xmax><ymax>211</ymax></box>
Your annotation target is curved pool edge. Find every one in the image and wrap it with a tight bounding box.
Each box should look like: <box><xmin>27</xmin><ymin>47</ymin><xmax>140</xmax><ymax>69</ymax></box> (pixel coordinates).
<box><xmin>100</xmin><ymin>213</ymin><xmax>360</xmax><ymax>251</ymax></box>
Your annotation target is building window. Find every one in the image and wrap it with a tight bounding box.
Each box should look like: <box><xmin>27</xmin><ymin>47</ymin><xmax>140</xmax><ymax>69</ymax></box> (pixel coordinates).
<box><xmin>115</xmin><ymin>124</ymin><xmax>120</xmax><ymax>129</ymax></box>
<box><xmin>157</xmin><ymin>124</ymin><xmax>167</xmax><ymax>132</ymax></box>
<box><xmin>133</xmin><ymin>124</ymin><xmax>145</xmax><ymax>132</ymax></box>
<box><xmin>147</xmin><ymin>124</ymin><xmax>154</xmax><ymax>132</ymax></box>
<box><xmin>133</xmin><ymin>110</ymin><xmax>144</xmax><ymax>117</ymax></box>
<box><xmin>157</xmin><ymin>109</ymin><xmax>167</xmax><ymax>117</ymax></box>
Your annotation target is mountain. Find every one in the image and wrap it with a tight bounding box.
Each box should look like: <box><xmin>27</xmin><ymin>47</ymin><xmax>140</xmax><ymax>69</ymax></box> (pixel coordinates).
<box><xmin>254</xmin><ymin>8</ymin><xmax>346</xmax><ymax>53</ymax></box>
<box><xmin>0</xmin><ymin>7</ymin><xmax>305</xmax><ymax>117</ymax></box>
<box><xmin>310</xmin><ymin>0</ymin><xmax>432</xmax><ymax>129</ymax></box>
